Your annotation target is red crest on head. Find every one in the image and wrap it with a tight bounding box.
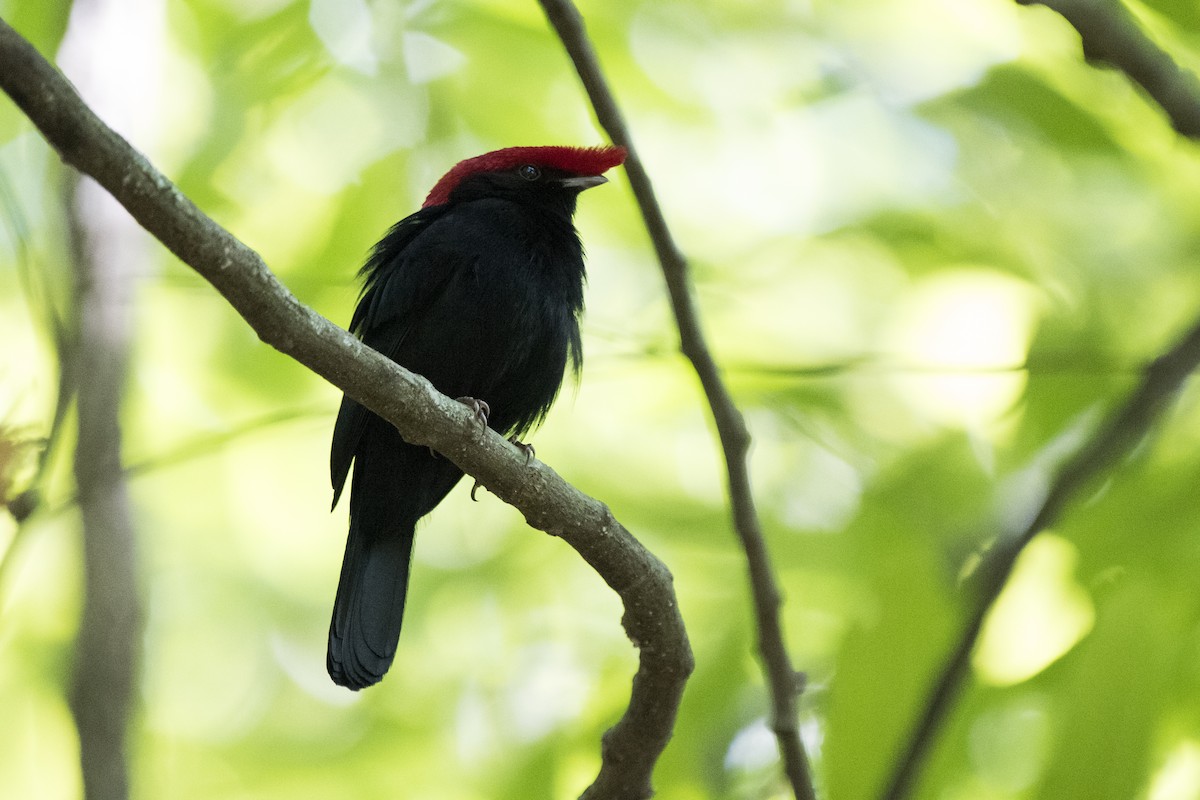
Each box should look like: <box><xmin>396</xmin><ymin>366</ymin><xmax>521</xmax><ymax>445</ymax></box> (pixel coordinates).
<box><xmin>422</xmin><ymin>145</ymin><xmax>627</xmax><ymax>208</ymax></box>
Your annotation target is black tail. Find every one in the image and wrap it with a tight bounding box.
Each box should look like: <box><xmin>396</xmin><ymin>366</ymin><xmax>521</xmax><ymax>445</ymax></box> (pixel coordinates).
<box><xmin>326</xmin><ymin>509</ymin><xmax>416</xmax><ymax>690</ymax></box>
<box><xmin>327</xmin><ymin>425</ymin><xmax>462</xmax><ymax>689</ymax></box>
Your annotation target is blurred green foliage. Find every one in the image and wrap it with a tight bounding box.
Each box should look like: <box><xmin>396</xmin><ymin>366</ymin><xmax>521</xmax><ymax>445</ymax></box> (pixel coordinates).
<box><xmin>4</xmin><ymin>0</ymin><xmax>1200</xmax><ymax>798</ymax></box>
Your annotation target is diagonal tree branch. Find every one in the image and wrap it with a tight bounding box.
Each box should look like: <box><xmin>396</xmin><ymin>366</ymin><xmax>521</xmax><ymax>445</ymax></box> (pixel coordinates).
<box><xmin>535</xmin><ymin>2</ymin><xmax>817</xmax><ymax>799</ymax></box>
<box><xmin>884</xmin><ymin>311</ymin><xmax>1200</xmax><ymax>800</ymax></box>
<box><xmin>1016</xmin><ymin>0</ymin><xmax>1200</xmax><ymax>138</ymax></box>
<box><xmin>0</xmin><ymin>17</ymin><xmax>692</xmax><ymax>800</ymax></box>
<box><xmin>884</xmin><ymin>3</ymin><xmax>1200</xmax><ymax>796</ymax></box>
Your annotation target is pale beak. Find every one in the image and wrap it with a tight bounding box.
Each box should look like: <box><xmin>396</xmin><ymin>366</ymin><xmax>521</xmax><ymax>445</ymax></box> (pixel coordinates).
<box><xmin>558</xmin><ymin>174</ymin><xmax>609</xmax><ymax>191</ymax></box>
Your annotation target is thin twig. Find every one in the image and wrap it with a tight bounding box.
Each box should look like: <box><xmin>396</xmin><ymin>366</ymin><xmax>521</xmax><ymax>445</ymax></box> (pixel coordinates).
<box><xmin>0</xmin><ymin>144</ymin><xmax>78</xmax><ymax>528</ymax></box>
<box><xmin>5</xmin><ymin>411</ymin><xmax>320</xmax><ymax>531</ymax></box>
<box><xmin>535</xmin><ymin>2</ymin><xmax>817</xmax><ymax>798</ymax></box>
<box><xmin>0</xmin><ymin>17</ymin><xmax>692</xmax><ymax>800</ymax></box>
<box><xmin>884</xmin><ymin>3</ymin><xmax>1200</xmax><ymax>795</ymax></box>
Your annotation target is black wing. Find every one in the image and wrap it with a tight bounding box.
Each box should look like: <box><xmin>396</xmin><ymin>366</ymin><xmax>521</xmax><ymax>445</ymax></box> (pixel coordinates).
<box><xmin>330</xmin><ymin>206</ymin><xmax>452</xmax><ymax>507</ymax></box>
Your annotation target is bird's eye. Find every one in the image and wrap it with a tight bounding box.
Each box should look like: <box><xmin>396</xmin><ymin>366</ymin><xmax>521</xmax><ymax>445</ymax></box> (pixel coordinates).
<box><xmin>518</xmin><ymin>164</ymin><xmax>541</xmax><ymax>181</ymax></box>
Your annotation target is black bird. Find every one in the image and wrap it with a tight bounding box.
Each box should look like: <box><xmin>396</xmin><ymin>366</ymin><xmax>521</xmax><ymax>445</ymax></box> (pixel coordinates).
<box><xmin>327</xmin><ymin>145</ymin><xmax>627</xmax><ymax>689</ymax></box>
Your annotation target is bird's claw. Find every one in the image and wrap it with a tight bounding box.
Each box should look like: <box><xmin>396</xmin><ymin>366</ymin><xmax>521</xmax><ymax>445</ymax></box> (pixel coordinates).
<box><xmin>456</xmin><ymin>397</ymin><xmax>490</xmax><ymax>501</ymax></box>
<box><xmin>456</xmin><ymin>396</ymin><xmax>490</xmax><ymax>427</ymax></box>
<box><xmin>470</xmin><ymin>440</ymin><xmax>534</xmax><ymax>503</ymax></box>
<box><xmin>509</xmin><ymin>438</ymin><xmax>535</xmax><ymax>465</ymax></box>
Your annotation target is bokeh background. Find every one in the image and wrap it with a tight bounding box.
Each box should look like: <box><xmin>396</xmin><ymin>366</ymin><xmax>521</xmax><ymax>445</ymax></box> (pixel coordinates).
<box><xmin>4</xmin><ymin>0</ymin><xmax>1200</xmax><ymax>798</ymax></box>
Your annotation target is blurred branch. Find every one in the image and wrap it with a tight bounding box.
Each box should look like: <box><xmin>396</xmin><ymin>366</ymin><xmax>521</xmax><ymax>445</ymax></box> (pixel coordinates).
<box><xmin>66</xmin><ymin>171</ymin><xmax>142</xmax><ymax>800</ymax></box>
<box><xmin>58</xmin><ymin>0</ymin><xmax>148</xmax><ymax>794</ymax></box>
<box><xmin>590</xmin><ymin>341</ymin><xmax>1143</xmax><ymax>377</ymax></box>
<box><xmin>536</xmin><ymin>2</ymin><xmax>817</xmax><ymax>799</ymax></box>
<box><xmin>122</xmin><ymin>409</ymin><xmax>318</xmax><ymax>478</ymax></box>
<box><xmin>0</xmin><ymin>16</ymin><xmax>691</xmax><ymax>800</ymax></box>
<box><xmin>7</xmin><ymin>410</ymin><xmax>321</xmax><ymax>530</ymax></box>
<box><xmin>884</xmin><ymin>4</ymin><xmax>1200</xmax><ymax>796</ymax></box>
<box><xmin>1017</xmin><ymin>0</ymin><xmax>1200</xmax><ymax>138</ymax></box>
<box><xmin>885</xmin><ymin>319</ymin><xmax>1200</xmax><ymax>800</ymax></box>
<box><xmin>719</xmin><ymin>356</ymin><xmax>1137</xmax><ymax>378</ymax></box>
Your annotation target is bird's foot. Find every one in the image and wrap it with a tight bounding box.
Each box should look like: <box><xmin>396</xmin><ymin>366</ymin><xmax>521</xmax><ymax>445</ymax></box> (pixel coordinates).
<box><xmin>458</xmin><ymin>397</ymin><xmax>490</xmax><ymax>501</ymax></box>
<box><xmin>456</xmin><ymin>396</ymin><xmax>490</xmax><ymax>427</ymax></box>
<box><xmin>509</xmin><ymin>438</ymin><xmax>535</xmax><ymax>465</ymax></box>
<box><xmin>469</xmin><ymin>440</ymin><xmax>534</xmax><ymax>501</ymax></box>
<box><xmin>467</xmin><ymin>436</ymin><xmax>537</xmax><ymax>502</ymax></box>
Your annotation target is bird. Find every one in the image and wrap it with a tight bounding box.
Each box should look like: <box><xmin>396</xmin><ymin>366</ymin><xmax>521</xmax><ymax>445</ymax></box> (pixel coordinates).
<box><xmin>327</xmin><ymin>144</ymin><xmax>627</xmax><ymax>689</ymax></box>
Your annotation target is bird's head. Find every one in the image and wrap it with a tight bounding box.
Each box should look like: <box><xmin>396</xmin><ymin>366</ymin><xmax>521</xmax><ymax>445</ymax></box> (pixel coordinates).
<box><xmin>422</xmin><ymin>145</ymin><xmax>627</xmax><ymax>209</ymax></box>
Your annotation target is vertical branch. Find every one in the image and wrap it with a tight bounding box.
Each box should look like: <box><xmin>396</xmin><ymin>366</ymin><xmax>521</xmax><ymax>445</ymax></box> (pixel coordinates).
<box><xmin>536</xmin><ymin>2</ymin><xmax>817</xmax><ymax>798</ymax></box>
<box><xmin>66</xmin><ymin>173</ymin><xmax>141</xmax><ymax>800</ymax></box>
<box><xmin>57</xmin><ymin>1</ymin><xmax>160</xmax><ymax>795</ymax></box>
